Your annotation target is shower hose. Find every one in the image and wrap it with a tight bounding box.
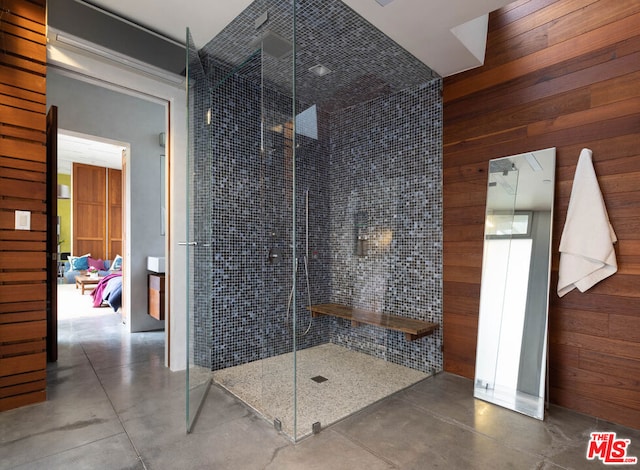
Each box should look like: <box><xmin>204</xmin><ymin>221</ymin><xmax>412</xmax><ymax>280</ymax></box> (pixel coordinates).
<box><xmin>285</xmin><ymin>255</ymin><xmax>313</xmax><ymax>337</ymax></box>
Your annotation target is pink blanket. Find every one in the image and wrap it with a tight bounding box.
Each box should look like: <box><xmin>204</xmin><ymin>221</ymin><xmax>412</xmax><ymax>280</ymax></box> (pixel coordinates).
<box><xmin>91</xmin><ymin>273</ymin><xmax>122</xmax><ymax>307</ymax></box>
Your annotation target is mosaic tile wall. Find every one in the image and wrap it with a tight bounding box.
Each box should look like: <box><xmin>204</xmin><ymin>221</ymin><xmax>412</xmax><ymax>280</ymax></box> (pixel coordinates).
<box><xmin>197</xmin><ymin>54</ymin><xmax>335</xmax><ymax>371</ymax></box>
<box><xmin>193</xmin><ymin>66</ymin><xmax>443</xmax><ymax>374</ymax></box>
<box><xmin>200</xmin><ymin>0</ymin><xmax>438</xmax><ymax>113</ymax></box>
<box><xmin>191</xmin><ymin>0</ymin><xmax>443</xmax><ymax>375</ymax></box>
<box><xmin>328</xmin><ymin>80</ymin><xmax>443</xmax><ymax>374</ymax></box>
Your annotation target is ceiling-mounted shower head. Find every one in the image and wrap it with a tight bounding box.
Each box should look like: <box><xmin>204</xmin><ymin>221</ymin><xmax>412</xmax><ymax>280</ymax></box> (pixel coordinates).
<box><xmin>309</xmin><ymin>64</ymin><xmax>332</xmax><ymax>77</ymax></box>
<box><xmin>489</xmin><ymin>158</ymin><xmax>516</xmax><ymax>174</ymax></box>
<box><xmin>250</xmin><ymin>30</ymin><xmax>292</xmax><ymax>60</ymax></box>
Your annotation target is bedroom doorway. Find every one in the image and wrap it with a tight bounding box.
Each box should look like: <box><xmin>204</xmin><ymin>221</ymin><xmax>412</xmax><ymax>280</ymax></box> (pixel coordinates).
<box><xmin>46</xmin><ymin>47</ymin><xmax>183</xmax><ymax>369</ymax></box>
<box><xmin>56</xmin><ymin>131</ymin><xmax>129</xmax><ymax>323</ymax></box>
<box><xmin>47</xmin><ymin>64</ymin><xmax>170</xmax><ymax>336</ymax></box>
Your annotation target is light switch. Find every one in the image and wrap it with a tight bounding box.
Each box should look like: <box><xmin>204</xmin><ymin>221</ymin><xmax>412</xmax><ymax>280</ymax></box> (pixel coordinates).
<box><xmin>15</xmin><ymin>210</ymin><xmax>31</xmax><ymax>230</ymax></box>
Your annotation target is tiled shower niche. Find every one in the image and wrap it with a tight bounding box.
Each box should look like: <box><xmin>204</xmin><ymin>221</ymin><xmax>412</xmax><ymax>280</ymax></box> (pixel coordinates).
<box><xmin>190</xmin><ymin>0</ymin><xmax>443</xmax><ymax>380</ymax></box>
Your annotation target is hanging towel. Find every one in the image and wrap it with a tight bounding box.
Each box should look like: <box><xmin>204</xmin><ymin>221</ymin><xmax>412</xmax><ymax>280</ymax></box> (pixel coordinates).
<box><xmin>557</xmin><ymin>148</ymin><xmax>617</xmax><ymax>297</ymax></box>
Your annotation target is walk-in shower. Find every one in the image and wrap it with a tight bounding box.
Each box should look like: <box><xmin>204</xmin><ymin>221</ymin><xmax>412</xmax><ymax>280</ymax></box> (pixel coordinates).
<box><xmin>186</xmin><ymin>0</ymin><xmax>443</xmax><ymax>441</ymax></box>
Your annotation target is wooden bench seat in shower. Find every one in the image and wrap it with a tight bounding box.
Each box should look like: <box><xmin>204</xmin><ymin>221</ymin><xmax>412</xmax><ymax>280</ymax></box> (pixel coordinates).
<box><xmin>306</xmin><ymin>303</ymin><xmax>438</xmax><ymax>341</ymax></box>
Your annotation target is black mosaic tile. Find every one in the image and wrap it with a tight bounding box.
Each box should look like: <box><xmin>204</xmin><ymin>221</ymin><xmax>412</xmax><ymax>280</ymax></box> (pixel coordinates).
<box><xmin>189</xmin><ymin>1</ymin><xmax>443</xmax><ymax>376</ymax></box>
<box><xmin>200</xmin><ymin>0</ymin><xmax>439</xmax><ymax>112</ymax></box>
<box><xmin>326</xmin><ymin>79</ymin><xmax>443</xmax><ymax>374</ymax></box>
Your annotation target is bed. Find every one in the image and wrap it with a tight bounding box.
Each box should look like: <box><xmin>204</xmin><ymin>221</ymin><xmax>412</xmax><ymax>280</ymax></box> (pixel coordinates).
<box><xmin>91</xmin><ymin>273</ymin><xmax>123</xmax><ymax>312</ymax></box>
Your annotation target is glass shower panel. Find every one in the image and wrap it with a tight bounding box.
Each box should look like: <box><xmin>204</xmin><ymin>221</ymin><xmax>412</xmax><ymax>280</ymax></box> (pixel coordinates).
<box><xmin>290</xmin><ymin>1</ymin><xmax>443</xmax><ymax>441</ymax></box>
<box><xmin>186</xmin><ymin>28</ymin><xmax>213</xmax><ymax>433</ymax></box>
<box><xmin>255</xmin><ymin>3</ymin><xmax>298</xmax><ymax>439</ymax></box>
<box><xmin>191</xmin><ymin>4</ymin><xmax>298</xmax><ymax>438</ymax></box>
<box><xmin>186</xmin><ymin>0</ymin><xmax>443</xmax><ymax>442</ymax></box>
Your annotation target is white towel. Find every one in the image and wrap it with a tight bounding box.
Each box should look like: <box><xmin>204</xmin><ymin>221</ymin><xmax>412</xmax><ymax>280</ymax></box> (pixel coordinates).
<box><xmin>557</xmin><ymin>148</ymin><xmax>617</xmax><ymax>297</ymax></box>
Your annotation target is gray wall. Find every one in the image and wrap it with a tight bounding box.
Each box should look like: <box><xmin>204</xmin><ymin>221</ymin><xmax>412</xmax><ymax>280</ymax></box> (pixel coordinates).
<box><xmin>47</xmin><ymin>70</ymin><xmax>166</xmax><ymax>332</ymax></box>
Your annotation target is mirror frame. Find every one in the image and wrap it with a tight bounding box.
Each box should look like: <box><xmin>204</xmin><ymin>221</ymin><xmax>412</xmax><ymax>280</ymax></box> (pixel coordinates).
<box><xmin>473</xmin><ymin>147</ymin><xmax>556</xmax><ymax>420</ymax></box>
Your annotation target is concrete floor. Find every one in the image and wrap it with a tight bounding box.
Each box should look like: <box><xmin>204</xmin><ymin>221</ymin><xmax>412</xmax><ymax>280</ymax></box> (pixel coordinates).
<box><xmin>1</xmin><ymin>297</ymin><xmax>639</xmax><ymax>469</ymax></box>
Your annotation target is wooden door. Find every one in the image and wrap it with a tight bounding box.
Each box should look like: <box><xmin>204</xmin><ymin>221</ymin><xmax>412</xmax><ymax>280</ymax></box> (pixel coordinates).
<box><xmin>108</xmin><ymin>168</ymin><xmax>122</xmax><ymax>259</ymax></box>
<box><xmin>46</xmin><ymin>106</ymin><xmax>58</xmax><ymax>362</ymax></box>
<box><xmin>72</xmin><ymin>163</ymin><xmax>106</xmax><ymax>259</ymax></box>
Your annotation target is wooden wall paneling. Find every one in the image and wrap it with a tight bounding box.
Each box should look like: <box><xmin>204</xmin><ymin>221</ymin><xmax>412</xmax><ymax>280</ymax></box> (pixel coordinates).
<box><xmin>0</xmin><ymin>378</ymin><xmax>46</xmax><ymax>399</ymax></box>
<box><xmin>1</xmin><ymin>0</ymin><xmax>46</xmax><ymax>23</ymax></box>
<box><xmin>445</xmin><ymin>11</ymin><xmax>640</xmax><ymax>102</ymax></box>
<box><xmin>546</xmin><ymin>1</ymin><xmax>640</xmax><ymax>47</ymax></box>
<box><xmin>443</xmin><ymin>0</ymin><xmax>640</xmax><ymax>429</ymax></box>
<box><xmin>0</xmin><ymin>82</ymin><xmax>46</xmax><ymax>107</ymax></box>
<box><xmin>108</xmin><ymin>168</ymin><xmax>123</xmax><ymax>259</ymax></box>
<box><xmin>0</xmin><ymin>252</ymin><xmax>46</xmax><ymax>269</ymax></box>
<box><xmin>0</xmin><ymin>369</ymin><xmax>45</xmax><ymax>388</ymax></box>
<box><xmin>72</xmin><ymin>165</ymin><xmax>122</xmax><ymax>261</ymax></box>
<box><xmin>487</xmin><ymin>0</ymin><xmax>557</xmax><ymax>31</ymax></box>
<box><xmin>0</xmin><ymin>285</ymin><xmax>46</xmax><ymax>304</ymax></box>
<box><xmin>0</xmin><ymin>156</ymin><xmax>46</xmax><ymax>175</ymax></box>
<box><xmin>72</xmin><ymin>163</ymin><xmax>107</xmax><ymax>259</ymax></box>
<box><xmin>0</xmin><ymin>65</ymin><xmax>45</xmax><ymax>94</ymax></box>
<box><xmin>445</xmin><ymin>49</ymin><xmax>640</xmax><ymax>126</ymax></box>
<box><xmin>0</xmin><ymin>132</ymin><xmax>46</xmax><ymax>159</ymax></box>
<box><xmin>0</xmin><ymin>93</ymin><xmax>46</xmax><ymax>114</ymax></box>
<box><xmin>0</xmin><ymin>31</ymin><xmax>46</xmax><ymax>63</ymax></box>
<box><xmin>0</xmin><ymin>16</ymin><xmax>44</xmax><ymax>44</ymax></box>
<box><xmin>0</xmin><ymin>0</ymin><xmax>48</xmax><ymax>411</ymax></box>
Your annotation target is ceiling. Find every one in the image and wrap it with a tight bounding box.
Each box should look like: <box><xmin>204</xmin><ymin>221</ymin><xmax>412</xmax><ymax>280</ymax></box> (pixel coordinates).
<box><xmin>85</xmin><ymin>0</ymin><xmax>515</xmax><ymax>77</ymax></box>
<box><xmin>55</xmin><ymin>0</ymin><xmax>514</xmax><ymax>165</ymax></box>
<box><xmin>57</xmin><ymin>132</ymin><xmax>125</xmax><ymax>174</ymax></box>
<box><xmin>197</xmin><ymin>0</ymin><xmax>440</xmax><ymax>113</ymax></box>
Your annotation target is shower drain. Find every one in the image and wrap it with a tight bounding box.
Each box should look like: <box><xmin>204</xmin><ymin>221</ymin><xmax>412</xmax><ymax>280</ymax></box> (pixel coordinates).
<box><xmin>310</xmin><ymin>375</ymin><xmax>328</xmax><ymax>383</ymax></box>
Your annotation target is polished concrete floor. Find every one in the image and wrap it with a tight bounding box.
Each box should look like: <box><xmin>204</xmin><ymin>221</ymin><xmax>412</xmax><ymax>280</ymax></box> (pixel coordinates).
<box><xmin>1</xmin><ymin>290</ymin><xmax>639</xmax><ymax>469</ymax></box>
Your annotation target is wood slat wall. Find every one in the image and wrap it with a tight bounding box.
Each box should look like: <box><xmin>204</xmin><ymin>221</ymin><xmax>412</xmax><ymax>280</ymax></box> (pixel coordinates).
<box><xmin>0</xmin><ymin>0</ymin><xmax>47</xmax><ymax>411</ymax></box>
<box><xmin>443</xmin><ymin>0</ymin><xmax>640</xmax><ymax>429</ymax></box>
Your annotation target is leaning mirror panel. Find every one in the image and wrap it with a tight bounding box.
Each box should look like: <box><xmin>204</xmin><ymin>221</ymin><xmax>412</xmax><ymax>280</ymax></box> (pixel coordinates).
<box><xmin>474</xmin><ymin>147</ymin><xmax>556</xmax><ymax>420</ymax></box>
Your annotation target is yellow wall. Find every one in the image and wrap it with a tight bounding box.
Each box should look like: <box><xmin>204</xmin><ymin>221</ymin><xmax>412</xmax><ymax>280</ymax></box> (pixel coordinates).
<box><xmin>57</xmin><ymin>174</ymin><xmax>71</xmax><ymax>253</ymax></box>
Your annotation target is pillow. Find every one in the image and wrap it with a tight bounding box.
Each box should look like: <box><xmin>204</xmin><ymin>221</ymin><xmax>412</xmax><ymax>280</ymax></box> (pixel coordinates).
<box><xmin>87</xmin><ymin>257</ymin><xmax>105</xmax><ymax>271</ymax></box>
<box><xmin>110</xmin><ymin>254</ymin><xmax>123</xmax><ymax>271</ymax></box>
<box><xmin>69</xmin><ymin>253</ymin><xmax>91</xmax><ymax>271</ymax></box>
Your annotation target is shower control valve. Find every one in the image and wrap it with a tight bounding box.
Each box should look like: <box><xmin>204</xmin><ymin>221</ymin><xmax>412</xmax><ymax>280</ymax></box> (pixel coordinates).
<box><xmin>267</xmin><ymin>247</ymin><xmax>282</xmax><ymax>264</ymax></box>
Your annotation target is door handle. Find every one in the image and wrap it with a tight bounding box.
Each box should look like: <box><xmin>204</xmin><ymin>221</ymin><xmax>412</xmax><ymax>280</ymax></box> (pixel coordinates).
<box><xmin>178</xmin><ymin>241</ymin><xmax>211</xmax><ymax>247</ymax></box>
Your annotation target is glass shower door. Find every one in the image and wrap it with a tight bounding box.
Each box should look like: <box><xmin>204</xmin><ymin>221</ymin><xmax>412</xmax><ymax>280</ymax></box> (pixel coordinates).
<box><xmin>185</xmin><ymin>25</ymin><xmax>290</xmax><ymax>433</ymax></box>
<box><xmin>184</xmin><ymin>3</ymin><xmax>300</xmax><ymax>438</ymax></box>
<box><xmin>185</xmin><ymin>28</ymin><xmax>213</xmax><ymax>433</ymax></box>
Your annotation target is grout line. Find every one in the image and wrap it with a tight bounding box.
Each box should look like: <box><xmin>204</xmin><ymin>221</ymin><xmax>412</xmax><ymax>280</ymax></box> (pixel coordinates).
<box><xmin>328</xmin><ymin>428</ymin><xmax>399</xmax><ymax>468</ymax></box>
<box><xmin>82</xmin><ymin>342</ymin><xmax>149</xmax><ymax>470</ymax></box>
<box><xmin>11</xmin><ymin>432</ymin><xmax>130</xmax><ymax>468</ymax></box>
<box><xmin>392</xmin><ymin>391</ymin><xmax>565</xmax><ymax>465</ymax></box>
